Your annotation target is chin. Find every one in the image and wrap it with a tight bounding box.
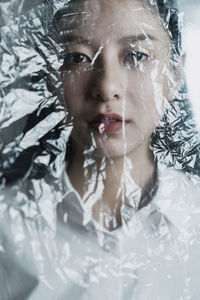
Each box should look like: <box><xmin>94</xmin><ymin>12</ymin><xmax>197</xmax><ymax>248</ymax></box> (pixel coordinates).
<box><xmin>89</xmin><ymin>140</ymin><xmax>133</xmax><ymax>159</ymax></box>
<box><xmin>92</xmin><ymin>148</ymin><xmax>125</xmax><ymax>159</ymax></box>
<box><xmin>71</xmin><ymin>130</ymin><xmax>144</xmax><ymax>159</ymax></box>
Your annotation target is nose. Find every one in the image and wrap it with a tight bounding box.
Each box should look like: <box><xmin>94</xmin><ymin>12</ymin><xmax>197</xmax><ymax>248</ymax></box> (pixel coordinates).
<box><xmin>91</xmin><ymin>54</ymin><xmax>124</xmax><ymax>102</ymax></box>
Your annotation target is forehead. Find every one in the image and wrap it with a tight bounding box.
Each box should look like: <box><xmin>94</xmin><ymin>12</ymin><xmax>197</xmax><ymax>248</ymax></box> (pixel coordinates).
<box><xmin>54</xmin><ymin>0</ymin><xmax>169</xmax><ymax>44</ymax></box>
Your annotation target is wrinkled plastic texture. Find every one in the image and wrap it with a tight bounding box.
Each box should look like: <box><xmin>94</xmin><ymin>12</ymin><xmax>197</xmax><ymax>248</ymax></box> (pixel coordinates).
<box><xmin>1</xmin><ymin>0</ymin><xmax>200</xmax><ymax>299</ymax></box>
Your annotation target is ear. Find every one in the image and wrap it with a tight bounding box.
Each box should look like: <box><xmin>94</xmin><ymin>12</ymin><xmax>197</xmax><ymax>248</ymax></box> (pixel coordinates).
<box><xmin>169</xmin><ymin>52</ymin><xmax>186</xmax><ymax>100</ymax></box>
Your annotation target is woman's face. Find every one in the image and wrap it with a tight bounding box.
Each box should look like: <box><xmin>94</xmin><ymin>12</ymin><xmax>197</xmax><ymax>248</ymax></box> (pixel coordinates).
<box><xmin>60</xmin><ymin>0</ymin><xmax>181</xmax><ymax>158</ymax></box>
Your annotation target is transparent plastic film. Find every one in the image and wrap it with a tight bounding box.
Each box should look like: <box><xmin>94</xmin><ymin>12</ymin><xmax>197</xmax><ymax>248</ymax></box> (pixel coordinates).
<box><xmin>0</xmin><ymin>0</ymin><xmax>200</xmax><ymax>299</ymax></box>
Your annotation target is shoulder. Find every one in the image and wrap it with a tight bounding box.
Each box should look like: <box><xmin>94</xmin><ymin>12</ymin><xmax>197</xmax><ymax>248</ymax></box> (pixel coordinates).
<box><xmin>153</xmin><ymin>165</ymin><xmax>200</xmax><ymax>234</ymax></box>
<box><xmin>156</xmin><ymin>165</ymin><xmax>200</xmax><ymax>201</ymax></box>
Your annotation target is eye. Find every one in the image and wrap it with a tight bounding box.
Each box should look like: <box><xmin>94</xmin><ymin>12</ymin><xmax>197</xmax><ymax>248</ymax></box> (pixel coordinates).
<box><xmin>124</xmin><ymin>51</ymin><xmax>149</xmax><ymax>65</ymax></box>
<box><xmin>62</xmin><ymin>52</ymin><xmax>91</xmax><ymax>69</ymax></box>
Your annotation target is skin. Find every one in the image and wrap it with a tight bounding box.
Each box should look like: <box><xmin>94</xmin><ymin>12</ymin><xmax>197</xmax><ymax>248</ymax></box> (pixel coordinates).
<box><xmin>58</xmin><ymin>0</ymin><xmax>183</xmax><ymax>230</ymax></box>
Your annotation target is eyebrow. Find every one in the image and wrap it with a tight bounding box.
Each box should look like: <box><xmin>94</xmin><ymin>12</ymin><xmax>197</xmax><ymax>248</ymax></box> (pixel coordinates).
<box><xmin>58</xmin><ymin>33</ymin><xmax>158</xmax><ymax>46</ymax></box>
<box><xmin>57</xmin><ymin>34</ymin><xmax>92</xmax><ymax>46</ymax></box>
<box><xmin>119</xmin><ymin>34</ymin><xmax>158</xmax><ymax>44</ymax></box>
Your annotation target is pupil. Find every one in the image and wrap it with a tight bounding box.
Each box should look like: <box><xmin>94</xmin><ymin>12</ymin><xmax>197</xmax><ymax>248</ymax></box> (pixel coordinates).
<box><xmin>74</xmin><ymin>54</ymin><xmax>84</xmax><ymax>63</ymax></box>
<box><xmin>136</xmin><ymin>52</ymin><xmax>142</xmax><ymax>60</ymax></box>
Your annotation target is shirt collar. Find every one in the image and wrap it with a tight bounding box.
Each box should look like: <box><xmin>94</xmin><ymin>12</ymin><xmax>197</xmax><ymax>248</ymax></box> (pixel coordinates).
<box><xmin>60</xmin><ymin>165</ymin><xmax>199</xmax><ymax>237</ymax></box>
<box><xmin>60</xmin><ymin>168</ymin><xmax>157</xmax><ymax>236</ymax></box>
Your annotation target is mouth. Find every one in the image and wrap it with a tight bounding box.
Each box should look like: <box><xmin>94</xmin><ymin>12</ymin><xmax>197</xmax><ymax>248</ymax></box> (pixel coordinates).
<box><xmin>88</xmin><ymin>113</ymin><xmax>129</xmax><ymax>133</ymax></box>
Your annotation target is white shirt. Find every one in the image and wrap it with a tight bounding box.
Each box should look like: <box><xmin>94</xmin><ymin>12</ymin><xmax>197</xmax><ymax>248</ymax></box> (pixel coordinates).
<box><xmin>1</xmin><ymin>166</ymin><xmax>200</xmax><ymax>299</ymax></box>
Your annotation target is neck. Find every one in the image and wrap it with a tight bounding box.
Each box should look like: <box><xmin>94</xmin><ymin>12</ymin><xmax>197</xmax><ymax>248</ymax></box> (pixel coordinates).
<box><xmin>67</xmin><ymin>141</ymin><xmax>156</xmax><ymax>230</ymax></box>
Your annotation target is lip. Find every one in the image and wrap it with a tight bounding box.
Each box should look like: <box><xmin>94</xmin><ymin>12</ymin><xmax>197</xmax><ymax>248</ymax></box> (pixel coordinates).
<box><xmin>88</xmin><ymin>113</ymin><xmax>128</xmax><ymax>133</ymax></box>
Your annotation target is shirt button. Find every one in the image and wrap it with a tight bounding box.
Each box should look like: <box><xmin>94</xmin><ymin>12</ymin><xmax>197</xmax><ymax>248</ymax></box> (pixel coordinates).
<box><xmin>103</xmin><ymin>236</ymin><xmax>118</xmax><ymax>252</ymax></box>
<box><xmin>85</xmin><ymin>222</ymin><xmax>94</xmax><ymax>232</ymax></box>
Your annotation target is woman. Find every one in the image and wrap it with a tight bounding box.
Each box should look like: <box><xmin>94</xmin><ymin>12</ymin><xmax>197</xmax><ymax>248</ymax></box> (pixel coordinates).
<box><xmin>1</xmin><ymin>0</ymin><xmax>200</xmax><ymax>299</ymax></box>
<box><xmin>55</xmin><ymin>0</ymin><xmax>184</xmax><ymax>230</ymax></box>
<box><xmin>50</xmin><ymin>0</ymin><xmax>200</xmax><ymax>299</ymax></box>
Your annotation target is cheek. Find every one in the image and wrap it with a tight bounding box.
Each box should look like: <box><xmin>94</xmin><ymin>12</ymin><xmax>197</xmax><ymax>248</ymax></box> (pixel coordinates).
<box><xmin>151</xmin><ymin>60</ymin><xmax>175</xmax><ymax>101</ymax></box>
<box><xmin>126</xmin><ymin>69</ymin><xmax>160</xmax><ymax>110</ymax></box>
<box><xmin>126</xmin><ymin>69</ymin><xmax>167</xmax><ymax>133</ymax></box>
<box><xmin>130</xmin><ymin>63</ymin><xmax>172</xmax><ymax>113</ymax></box>
<box><xmin>63</xmin><ymin>73</ymin><xmax>88</xmax><ymax>116</ymax></box>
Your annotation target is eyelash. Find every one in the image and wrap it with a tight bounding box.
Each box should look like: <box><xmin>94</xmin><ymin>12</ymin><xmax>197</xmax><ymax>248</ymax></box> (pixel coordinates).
<box><xmin>62</xmin><ymin>50</ymin><xmax>149</xmax><ymax>70</ymax></box>
<box><xmin>124</xmin><ymin>51</ymin><xmax>149</xmax><ymax>64</ymax></box>
<box><xmin>63</xmin><ymin>53</ymin><xmax>91</xmax><ymax>68</ymax></box>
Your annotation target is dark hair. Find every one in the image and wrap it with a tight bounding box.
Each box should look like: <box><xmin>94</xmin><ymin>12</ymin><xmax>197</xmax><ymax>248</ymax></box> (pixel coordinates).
<box><xmin>52</xmin><ymin>0</ymin><xmax>182</xmax><ymax>59</ymax></box>
<box><xmin>153</xmin><ymin>0</ymin><xmax>182</xmax><ymax>58</ymax></box>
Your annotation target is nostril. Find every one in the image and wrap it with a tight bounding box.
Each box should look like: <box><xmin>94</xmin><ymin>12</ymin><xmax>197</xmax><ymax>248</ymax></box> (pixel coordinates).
<box><xmin>96</xmin><ymin>94</ymin><xmax>102</xmax><ymax>99</ymax></box>
<box><xmin>95</xmin><ymin>93</ymin><xmax>103</xmax><ymax>101</ymax></box>
<box><xmin>93</xmin><ymin>93</ymin><xmax>120</xmax><ymax>102</ymax></box>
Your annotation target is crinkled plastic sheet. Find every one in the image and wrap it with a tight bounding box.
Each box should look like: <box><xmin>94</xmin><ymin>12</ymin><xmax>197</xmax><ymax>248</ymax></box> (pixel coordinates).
<box><xmin>0</xmin><ymin>0</ymin><xmax>200</xmax><ymax>299</ymax></box>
